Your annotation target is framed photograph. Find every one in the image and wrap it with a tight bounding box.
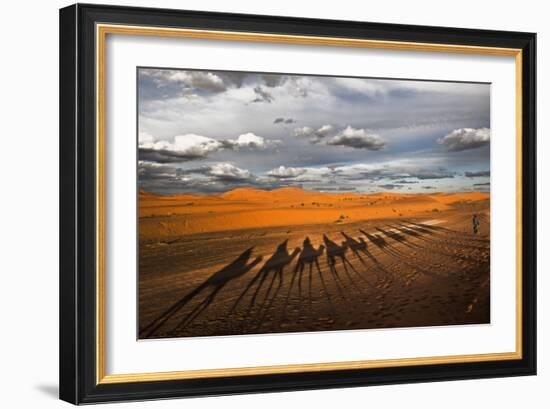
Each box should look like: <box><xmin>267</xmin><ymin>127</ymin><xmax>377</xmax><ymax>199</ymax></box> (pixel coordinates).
<box><xmin>59</xmin><ymin>3</ymin><xmax>536</xmax><ymax>404</ymax></box>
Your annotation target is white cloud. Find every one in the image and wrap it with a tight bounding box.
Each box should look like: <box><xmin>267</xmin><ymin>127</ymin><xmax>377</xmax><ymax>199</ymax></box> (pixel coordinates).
<box><xmin>139</xmin><ymin>133</ymin><xmax>223</xmax><ymax>161</ymax></box>
<box><xmin>327</xmin><ymin>126</ymin><xmax>386</xmax><ymax>150</ymax></box>
<box><xmin>146</xmin><ymin>69</ymin><xmax>227</xmax><ymax>92</ymax></box>
<box><xmin>208</xmin><ymin>163</ymin><xmax>252</xmax><ymax>181</ymax></box>
<box><xmin>267</xmin><ymin>166</ymin><xmax>308</xmax><ymax>179</ymax></box>
<box><xmin>437</xmin><ymin>127</ymin><xmax>490</xmax><ymax>152</ymax></box>
<box><xmin>310</xmin><ymin>124</ymin><xmax>335</xmax><ymax>143</ymax></box>
<box><xmin>139</xmin><ymin>132</ymin><xmax>279</xmax><ymax>162</ymax></box>
<box><xmin>315</xmin><ymin>124</ymin><xmax>334</xmax><ymax>137</ymax></box>
<box><xmin>329</xmin><ymin>78</ymin><xmax>389</xmax><ymax>97</ymax></box>
<box><xmin>327</xmin><ymin>159</ymin><xmax>454</xmax><ymax>181</ymax></box>
<box><xmin>293</xmin><ymin>126</ymin><xmax>314</xmax><ymax>138</ymax></box>
<box><xmin>138</xmin><ymin>69</ymin><xmax>490</xmax><ymax>195</ymax></box>
<box><xmin>224</xmin><ymin>133</ymin><xmax>270</xmax><ymax>150</ymax></box>
<box><xmin>293</xmin><ymin>124</ymin><xmax>335</xmax><ymax>144</ymax></box>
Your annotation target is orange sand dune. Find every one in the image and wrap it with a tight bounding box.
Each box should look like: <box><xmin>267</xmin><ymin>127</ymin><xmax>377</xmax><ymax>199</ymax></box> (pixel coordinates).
<box><xmin>139</xmin><ymin>187</ymin><xmax>489</xmax><ymax>239</ymax></box>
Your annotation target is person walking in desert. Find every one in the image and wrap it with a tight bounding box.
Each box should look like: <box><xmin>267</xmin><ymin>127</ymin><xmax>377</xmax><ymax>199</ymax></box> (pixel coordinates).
<box><xmin>472</xmin><ymin>214</ymin><xmax>480</xmax><ymax>234</ymax></box>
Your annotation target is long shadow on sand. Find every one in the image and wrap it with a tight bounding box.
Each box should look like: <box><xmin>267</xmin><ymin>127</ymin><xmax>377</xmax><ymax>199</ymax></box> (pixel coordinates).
<box><xmin>230</xmin><ymin>240</ymin><xmax>300</xmax><ymax>315</ymax></box>
<box><xmin>392</xmin><ymin>224</ymin><xmax>489</xmax><ymax>262</ymax></box>
<box><xmin>340</xmin><ymin>232</ymin><xmax>369</xmax><ymax>264</ymax></box>
<box><xmin>391</xmin><ymin>224</ymin><xmax>465</xmax><ymax>258</ymax></box>
<box><xmin>339</xmin><ymin>232</ymin><xmax>380</xmax><ymax>287</ymax></box>
<box><xmin>323</xmin><ymin>234</ymin><xmax>365</xmax><ymax>299</ymax></box>
<box><xmin>361</xmin><ymin>230</ymin><xmax>402</xmax><ymax>259</ymax></box>
<box><xmin>375</xmin><ymin>227</ymin><xmax>422</xmax><ymax>252</ymax></box>
<box><xmin>285</xmin><ymin>238</ymin><xmax>326</xmax><ymax>311</ymax></box>
<box><xmin>140</xmin><ymin>247</ymin><xmax>263</xmax><ymax>338</ymax></box>
<box><xmin>407</xmin><ymin>221</ymin><xmax>489</xmax><ymax>244</ymax></box>
<box><xmin>359</xmin><ymin>230</ymin><xmax>403</xmax><ymax>283</ymax></box>
<box><xmin>364</xmin><ymin>228</ymin><xmax>450</xmax><ymax>280</ymax></box>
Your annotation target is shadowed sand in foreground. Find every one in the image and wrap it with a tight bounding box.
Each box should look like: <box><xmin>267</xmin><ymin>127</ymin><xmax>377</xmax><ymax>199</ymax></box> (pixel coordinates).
<box><xmin>139</xmin><ymin>188</ymin><xmax>490</xmax><ymax>339</ymax></box>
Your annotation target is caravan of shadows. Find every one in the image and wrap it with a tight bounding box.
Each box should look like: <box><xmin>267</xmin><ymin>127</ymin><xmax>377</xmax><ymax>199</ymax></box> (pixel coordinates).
<box><xmin>139</xmin><ymin>191</ymin><xmax>490</xmax><ymax>339</ymax></box>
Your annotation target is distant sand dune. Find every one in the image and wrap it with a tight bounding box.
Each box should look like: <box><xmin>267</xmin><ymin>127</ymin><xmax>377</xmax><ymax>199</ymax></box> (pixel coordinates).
<box><xmin>139</xmin><ymin>187</ymin><xmax>489</xmax><ymax>238</ymax></box>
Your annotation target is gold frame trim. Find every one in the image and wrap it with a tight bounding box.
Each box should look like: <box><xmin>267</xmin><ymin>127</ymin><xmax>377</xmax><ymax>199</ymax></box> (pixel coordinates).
<box><xmin>95</xmin><ymin>23</ymin><xmax>523</xmax><ymax>385</ymax></box>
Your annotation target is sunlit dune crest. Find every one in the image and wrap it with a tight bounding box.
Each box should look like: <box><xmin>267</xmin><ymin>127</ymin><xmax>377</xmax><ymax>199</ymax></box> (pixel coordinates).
<box><xmin>139</xmin><ymin>187</ymin><xmax>489</xmax><ymax>239</ymax></box>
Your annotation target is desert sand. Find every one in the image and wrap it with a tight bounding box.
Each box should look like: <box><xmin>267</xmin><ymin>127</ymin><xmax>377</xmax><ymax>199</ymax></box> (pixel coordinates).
<box><xmin>138</xmin><ymin>187</ymin><xmax>490</xmax><ymax>339</ymax></box>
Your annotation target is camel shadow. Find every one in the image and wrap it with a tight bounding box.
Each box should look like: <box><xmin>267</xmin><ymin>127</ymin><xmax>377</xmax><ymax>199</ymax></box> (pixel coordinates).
<box><xmin>408</xmin><ymin>221</ymin><xmax>445</xmax><ymax>231</ymax></box>
<box><xmin>375</xmin><ymin>227</ymin><xmax>425</xmax><ymax>255</ymax></box>
<box><xmin>367</xmin><ymin>227</ymin><xmax>448</xmax><ymax>280</ymax></box>
<box><xmin>393</xmin><ymin>223</ymin><xmax>489</xmax><ymax>265</ymax></box>
<box><xmin>340</xmin><ymin>232</ymin><xmax>378</xmax><ymax>286</ymax></box>
<box><xmin>291</xmin><ymin>237</ymin><xmax>325</xmax><ymax>304</ymax></box>
<box><xmin>231</xmin><ymin>240</ymin><xmax>300</xmax><ymax>315</ymax></box>
<box><xmin>323</xmin><ymin>234</ymin><xmax>364</xmax><ymax>298</ymax></box>
<box><xmin>280</xmin><ymin>237</ymin><xmax>331</xmax><ymax>320</ymax></box>
<box><xmin>376</xmin><ymin>227</ymin><xmax>409</xmax><ymax>245</ymax></box>
<box><xmin>140</xmin><ymin>247</ymin><xmax>262</xmax><ymax>338</ymax></box>
<box><xmin>392</xmin><ymin>223</ymin><xmax>445</xmax><ymax>249</ymax></box>
<box><xmin>401</xmin><ymin>223</ymin><xmax>434</xmax><ymax>236</ymax></box>
<box><xmin>361</xmin><ymin>230</ymin><xmax>387</xmax><ymax>250</ymax></box>
<box><xmin>391</xmin><ymin>224</ymin><xmax>421</xmax><ymax>238</ymax></box>
<box><xmin>400</xmin><ymin>222</ymin><xmax>489</xmax><ymax>249</ymax></box>
<box><xmin>341</xmin><ymin>232</ymin><xmax>369</xmax><ymax>263</ymax></box>
<box><xmin>359</xmin><ymin>229</ymin><xmax>399</xmax><ymax>282</ymax></box>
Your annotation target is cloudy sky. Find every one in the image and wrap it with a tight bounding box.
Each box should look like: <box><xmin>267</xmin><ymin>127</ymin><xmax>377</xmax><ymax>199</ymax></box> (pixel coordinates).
<box><xmin>138</xmin><ymin>67</ymin><xmax>490</xmax><ymax>195</ymax></box>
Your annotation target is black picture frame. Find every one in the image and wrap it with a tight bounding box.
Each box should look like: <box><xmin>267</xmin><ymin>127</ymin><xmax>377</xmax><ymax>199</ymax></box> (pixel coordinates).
<box><xmin>60</xmin><ymin>3</ymin><xmax>536</xmax><ymax>404</ymax></box>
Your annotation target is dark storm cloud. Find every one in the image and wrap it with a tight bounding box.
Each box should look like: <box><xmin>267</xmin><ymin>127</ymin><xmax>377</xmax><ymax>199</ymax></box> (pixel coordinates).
<box><xmin>139</xmin><ymin>69</ymin><xmax>276</xmax><ymax>104</ymax></box>
<box><xmin>274</xmin><ymin>117</ymin><xmax>296</xmax><ymax>124</ymax></box>
<box><xmin>413</xmin><ymin>171</ymin><xmax>455</xmax><ymax>180</ymax></box>
<box><xmin>378</xmin><ymin>184</ymin><xmax>401</xmax><ymax>190</ymax></box>
<box><xmin>186</xmin><ymin>72</ymin><xmax>227</xmax><ymax>92</ymax></box>
<box><xmin>394</xmin><ymin>179</ymin><xmax>419</xmax><ymax>184</ymax></box>
<box><xmin>175</xmin><ymin>165</ymin><xmax>210</xmax><ymax>176</ymax></box>
<box><xmin>139</xmin><ymin>148</ymin><xmax>208</xmax><ymax>163</ymax></box>
<box><xmin>262</xmin><ymin>74</ymin><xmax>287</xmax><ymax>87</ymax></box>
<box><xmin>387</xmin><ymin>87</ymin><xmax>418</xmax><ymax>99</ymax></box>
<box><xmin>139</xmin><ymin>161</ymin><xmax>277</xmax><ymax>194</ymax></box>
<box><xmin>351</xmin><ymin>170</ymin><xmax>455</xmax><ymax>182</ymax></box>
<box><xmin>318</xmin><ymin>186</ymin><xmax>357</xmax><ymax>191</ymax></box>
<box><xmin>138</xmin><ymin>161</ymin><xmax>178</xmax><ymax>179</ymax></box>
<box><xmin>350</xmin><ymin>168</ymin><xmax>455</xmax><ymax>182</ymax></box>
<box><xmin>251</xmin><ymin>86</ymin><xmax>274</xmax><ymax>103</ymax></box>
<box><xmin>217</xmin><ymin>71</ymin><xmax>248</xmax><ymax>88</ymax></box>
<box><xmin>176</xmin><ymin>163</ymin><xmax>255</xmax><ymax>182</ymax></box>
<box><xmin>465</xmin><ymin>170</ymin><xmax>490</xmax><ymax>177</ymax></box>
<box><xmin>438</xmin><ymin>127</ymin><xmax>490</xmax><ymax>152</ymax></box>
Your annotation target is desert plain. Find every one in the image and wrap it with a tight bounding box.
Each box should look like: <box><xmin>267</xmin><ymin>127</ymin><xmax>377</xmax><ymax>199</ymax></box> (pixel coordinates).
<box><xmin>138</xmin><ymin>187</ymin><xmax>490</xmax><ymax>339</ymax></box>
